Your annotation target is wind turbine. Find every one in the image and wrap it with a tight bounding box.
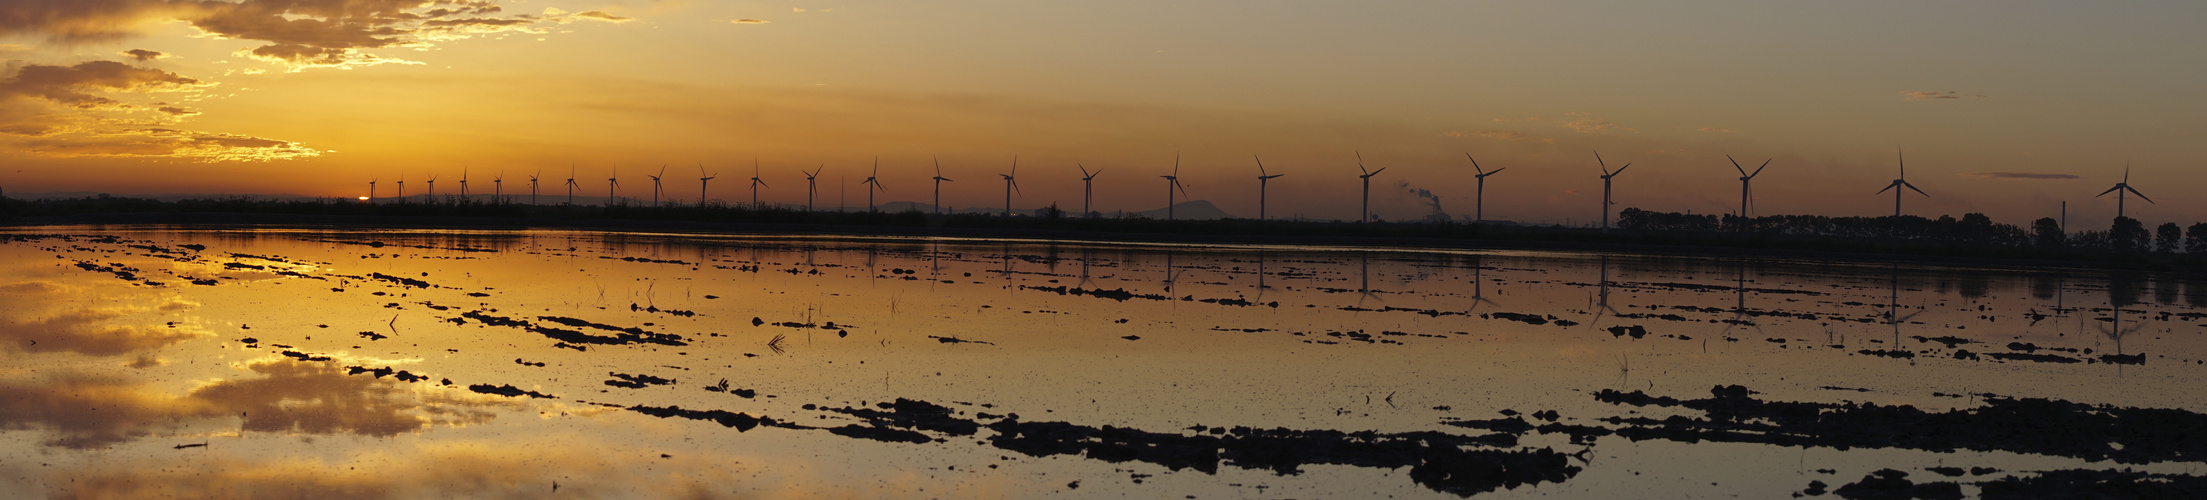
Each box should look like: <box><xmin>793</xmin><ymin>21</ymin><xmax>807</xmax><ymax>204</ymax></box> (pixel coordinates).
<box><xmin>564</xmin><ymin>165</ymin><xmax>578</xmax><ymax>206</ymax></box>
<box><xmin>457</xmin><ymin>167</ymin><xmax>469</xmax><ymax>201</ymax></box>
<box><xmin>1356</xmin><ymin>151</ymin><xmax>1384</xmax><ymax>223</ymax></box>
<box><xmin>1161</xmin><ymin>153</ymin><xmax>1189</xmax><ymax>220</ymax></box>
<box><xmin>802</xmin><ymin>165</ymin><xmax>822</xmax><ymax>211</ymax></box>
<box><xmin>1594</xmin><ymin>150</ymin><xmax>1630</xmax><ymax>231</ymax></box>
<box><xmin>750</xmin><ymin>159</ymin><xmax>768</xmax><ymax>209</ymax></box>
<box><xmin>492</xmin><ymin>171</ymin><xmax>504</xmax><ymax>204</ymax></box>
<box><xmin>697</xmin><ymin>163</ymin><xmax>717</xmax><ymax>207</ymax></box>
<box><xmin>861</xmin><ymin>156</ymin><xmax>886</xmax><ymax>211</ymax></box>
<box><xmin>1875</xmin><ymin>147</ymin><xmax>1928</xmax><ymax>217</ymax></box>
<box><xmin>367</xmin><ymin>178</ymin><xmax>377</xmax><ymax>203</ymax></box>
<box><xmin>396</xmin><ymin>174</ymin><xmax>405</xmax><ymax>203</ymax></box>
<box><xmin>1254</xmin><ymin>155</ymin><xmax>1283</xmax><ymax>220</ymax></box>
<box><xmin>931</xmin><ymin>156</ymin><xmax>953</xmax><ymax>215</ymax></box>
<box><xmin>2095</xmin><ymin>164</ymin><xmax>2153</xmax><ymax>219</ymax></box>
<box><xmin>1728</xmin><ymin>155</ymin><xmax>1770</xmax><ymax>221</ymax></box>
<box><xmin>1077</xmin><ymin>164</ymin><xmax>1100</xmax><ymax>218</ymax></box>
<box><xmin>1466</xmin><ymin>153</ymin><xmax>1502</xmax><ymax>223</ymax></box>
<box><xmin>606</xmin><ymin>165</ymin><xmax>620</xmax><ymax>208</ymax></box>
<box><xmin>648</xmin><ymin>165</ymin><xmax>666</xmax><ymax>207</ymax></box>
<box><xmin>425</xmin><ymin>175</ymin><xmax>438</xmax><ymax>201</ymax></box>
<box><xmin>1000</xmin><ymin>156</ymin><xmax>1021</xmax><ymax>217</ymax></box>
<box><xmin>528</xmin><ymin>169</ymin><xmax>541</xmax><ymax>205</ymax></box>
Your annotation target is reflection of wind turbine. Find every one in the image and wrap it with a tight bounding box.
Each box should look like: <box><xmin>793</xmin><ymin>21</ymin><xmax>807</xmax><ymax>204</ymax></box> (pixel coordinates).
<box><xmin>1254</xmin><ymin>155</ymin><xmax>1284</xmax><ymax>220</ymax></box>
<box><xmin>1875</xmin><ymin>147</ymin><xmax>1929</xmax><ymax>217</ymax></box>
<box><xmin>1468</xmin><ymin>264</ymin><xmax>1497</xmax><ymax>312</ymax></box>
<box><xmin>1594</xmin><ymin>150</ymin><xmax>1630</xmax><ymax>231</ymax></box>
<box><xmin>1355</xmin><ymin>253</ymin><xmax>1382</xmax><ymax>307</ymax></box>
<box><xmin>1161</xmin><ymin>153</ymin><xmax>1188</xmax><ymax>220</ymax></box>
<box><xmin>1881</xmin><ymin>267</ymin><xmax>1924</xmax><ymax>343</ymax></box>
<box><xmin>1467</xmin><ymin>153</ymin><xmax>1502</xmax><ymax>223</ymax></box>
<box><xmin>1000</xmin><ymin>156</ymin><xmax>1021</xmax><ymax>217</ymax></box>
<box><xmin>1078</xmin><ymin>164</ymin><xmax>1100</xmax><ymax>218</ymax></box>
<box><xmin>2094</xmin><ymin>164</ymin><xmax>2153</xmax><ymax>219</ymax></box>
<box><xmin>1720</xmin><ymin>264</ymin><xmax>1768</xmax><ymax>339</ymax></box>
<box><xmin>1586</xmin><ymin>256</ymin><xmax>1621</xmax><ymax>329</ymax></box>
<box><xmin>931</xmin><ymin>157</ymin><xmax>953</xmax><ymax>214</ymax></box>
<box><xmin>862</xmin><ymin>157</ymin><xmax>886</xmax><ymax>211</ymax></box>
<box><xmin>1728</xmin><ymin>155</ymin><xmax>1770</xmax><ymax>219</ymax></box>
<box><xmin>1356</xmin><ymin>151</ymin><xmax>1384</xmax><ymax>223</ymax></box>
<box><xmin>698</xmin><ymin>163</ymin><xmax>717</xmax><ymax>207</ymax></box>
<box><xmin>2096</xmin><ymin>300</ymin><xmax>2144</xmax><ymax>359</ymax></box>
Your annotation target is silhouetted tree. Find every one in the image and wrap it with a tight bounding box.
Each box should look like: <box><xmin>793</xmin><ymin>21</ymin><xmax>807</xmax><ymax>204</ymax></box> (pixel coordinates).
<box><xmin>2189</xmin><ymin>223</ymin><xmax>2207</xmax><ymax>255</ymax></box>
<box><xmin>2156</xmin><ymin>222</ymin><xmax>2183</xmax><ymax>253</ymax></box>
<box><xmin>2110</xmin><ymin>217</ymin><xmax>2148</xmax><ymax>252</ymax></box>
<box><xmin>2032</xmin><ymin>217</ymin><xmax>2065</xmax><ymax>248</ymax></box>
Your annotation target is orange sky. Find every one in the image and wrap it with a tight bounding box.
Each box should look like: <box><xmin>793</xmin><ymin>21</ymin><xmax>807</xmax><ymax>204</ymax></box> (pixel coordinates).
<box><xmin>0</xmin><ymin>1</ymin><xmax>2201</xmax><ymax>226</ymax></box>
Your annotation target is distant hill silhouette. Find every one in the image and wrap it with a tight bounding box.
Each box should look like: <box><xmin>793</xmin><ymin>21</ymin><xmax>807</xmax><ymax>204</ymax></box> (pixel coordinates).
<box><xmin>1128</xmin><ymin>200</ymin><xmax>1235</xmax><ymax>220</ymax></box>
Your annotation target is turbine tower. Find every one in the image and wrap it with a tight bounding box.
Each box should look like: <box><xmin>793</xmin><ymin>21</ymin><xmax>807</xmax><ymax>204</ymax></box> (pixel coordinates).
<box><xmin>560</xmin><ymin>165</ymin><xmax>578</xmax><ymax>203</ymax></box>
<box><xmin>1467</xmin><ymin>153</ymin><xmax>1503</xmax><ymax>223</ymax></box>
<box><xmin>802</xmin><ymin>165</ymin><xmax>822</xmax><ymax>211</ymax></box>
<box><xmin>698</xmin><ymin>163</ymin><xmax>717</xmax><ymax>207</ymax></box>
<box><xmin>367</xmin><ymin>178</ymin><xmax>377</xmax><ymax>203</ymax></box>
<box><xmin>1728</xmin><ymin>155</ymin><xmax>1770</xmax><ymax>220</ymax></box>
<box><xmin>749</xmin><ymin>159</ymin><xmax>768</xmax><ymax>209</ymax></box>
<box><xmin>931</xmin><ymin>156</ymin><xmax>953</xmax><ymax>215</ymax></box>
<box><xmin>528</xmin><ymin>169</ymin><xmax>541</xmax><ymax>206</ymax></box>
<box><xmin>606</xmin><ymin>165</ymin><xmax>620</xmax><ymax>208</ymax></box>
<box><xmin>861</xmin><ymin>156</ymin><xmax>886</xmax><ymax>211</ymax></box>
<box><xmin>1254</xmin><ymin>155</ymin><xmax>1283</xmax><ymax>220</ymax></box>
<box><xmin>1077</xmin><ymin>164</ymin><xmax>1100</xmax><ymax>218</ymax></box>
<box><xmin>648</xmin><ymin>165</ymin><xmax>666</xmax><ymax>207</ymax></box>
<box><xmin>2095</xmin><ymin>164</ymin><xmax>2153</xmax><ymax>219</ymax></box>
<box><xmin>1000</xmin><ymin>156</ymin><xmax>1021</xmax><ymax>217</ymax></box>
<box><xmin>1356</xmin><ymin>151</ymin><xmax>1385</xmax><ymax>223</ymax></box>
<box><xmin>492</xmin><ymin>171</ymin><xmax>504</xmax><ymax>204</ymax></box>
<box><xmin>458</xmin><ymin>167</ymin><xmax>469</xmax><ymax>201</ymax></box>
<box><xmin>1161</xmin><ymin>153</ymin><xmax>1188</xmax><ymax>220</ymax></box>
<box><xmin>425</xmin><ymin>175</ymin><xmax>438</xmax><ymax>201</ymax></box>
<box><xmin>396</xmin><ymin>174</ymin><xmax>405</xmax><ymax>203</ymax></box>
<box><xmin>1594</xmin><ymin>150</ymin><xmax>1631</xmax><ymax>231</ymax></box>
<box><xmin>1874</xmin><ymin>147</ymin><xmax>1928</xmax><ymax>217</ymax></box>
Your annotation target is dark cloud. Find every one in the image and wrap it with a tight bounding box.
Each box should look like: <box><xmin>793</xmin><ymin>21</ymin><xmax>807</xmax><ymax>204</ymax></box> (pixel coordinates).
<box><xmin>1966</xmin><ymin>172</ymin><xmax>2079</xmax><ymax>180</ymax></box>
<box><xmin>0</xmin><ymin>60</ymin><xmax>204</xmax><ymax>110</ymax></box>
<box><xmin>121</xmin><ymin>48</ymin><xmax>164</xmax><ymax>61</ymax></box>
<box><xmin>23</xmin><ymin>128</ymin><xmax>321</xmax><ymax>160</ymax></box>
<box><xmin>0</xmin><ymin>61</ymin><xmax>319</xmax><ymax>159</ymax></box>
<box><xmin>0</xmin><ymin>0</ymin><xmax>625</xmax><ymax>70</ymax></box>
<box><xmin>154</xmin><ymin>105</ymin><xmax>197</xmax><ymax>116</ymax></box>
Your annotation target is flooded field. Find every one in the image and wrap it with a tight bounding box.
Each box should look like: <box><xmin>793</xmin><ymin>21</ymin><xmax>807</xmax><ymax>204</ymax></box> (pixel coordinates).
<box><xmin>4</xmin><ymin>226</ymin><xmax>2206</xmax><ymax>499</ymax></box>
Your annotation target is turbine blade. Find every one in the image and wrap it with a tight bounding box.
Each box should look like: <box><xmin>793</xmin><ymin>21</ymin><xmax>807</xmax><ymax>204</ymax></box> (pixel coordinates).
<box><xmin>1465</xmin><ymin>152</ymin><xmax>1482</xmax><ymax>173</ymax></box>
<box><xmin>1876</xmin><ymin>184</ymin><xmax>1895</xmax><ymax>195</ymax></box>
<box><xmin>1728</xmin><ymin>155</ymin><xmax>1745</xmax><ymax>175</ymax></box>
<box><xmin>1750</xmin><ymin>159</ymin><xmax>1769</xmax><ymax>178</ymax></box>
<box><xmin>1253</xmin><ymin>155</ymin><xmax>1265</xmax><ymax>175</ymax></box>
<box><xmin>1356</xmin><ymin>150</ymin><xmax>1366</xmax><ymax>174</ymax></box>
<box><xmin>2097</xmin><ymin>185</ymin><xmax>2122</xmax><ymax>197</ymax></box>
<box><xmin>1906</xmin><ymin>183</ymin><xmax>1928</xmax><ymax>197</ymax></box>
<box><xmin>1488</xmin><ymin>167</ymin><xmax>1505</xmax><ymax>176</ymax></box>
<box><xmin>1593</xmin><ymin>149</ymin><xmax>1607</xmax><ymax>170</ymax></box>
<box><xmin>1612</xmin><ymin>164</ymin><xmax>1629</xmax><ymax>176</ymax></box>
<box><xmin>2128</xmin><ymin>186</ymin><xmax>2153</xmax><ymax>204</ymax></box>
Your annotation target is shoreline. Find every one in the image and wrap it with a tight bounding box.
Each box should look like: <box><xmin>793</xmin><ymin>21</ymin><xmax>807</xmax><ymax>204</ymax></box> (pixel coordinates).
<box><xmin>2</xmin><ymin>211</ymin><xmax>2185</xmax><ymax>276</ymax></box>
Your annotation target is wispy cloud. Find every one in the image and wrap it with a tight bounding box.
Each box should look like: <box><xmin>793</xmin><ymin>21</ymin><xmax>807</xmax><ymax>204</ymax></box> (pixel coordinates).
<box><xmin>1696</xmin><ymin>127</ymin><xmax>1738</xmax><ymax>133</ymax></box>
<box><xmin>1900</xmin><ymin>91</ymin><xmax>1986</xmax><ymax>101</ymax></box>
<box><xmin>1441</xmin><ymin>130</ymin><xmax>1553</xmax><ymax>143</ymax></box>
<box><xmin>1562</xmin><ymin>119</ymin><xmax>1617</xmax><ymax>133</ymax></box>
<box><xmin>730</xmin><ymin>19</ymin><xmax>770</xmax><ymax>24</ymax></box>
<box><xmin>1964</xmin><ymin>172</ymin><xmax>2078</xmax><ymax>180</ymax></box>
<box><xmin>120</xmin><ymin>49</ymin><xmax>163</xmax><ymax>61</ymax></box>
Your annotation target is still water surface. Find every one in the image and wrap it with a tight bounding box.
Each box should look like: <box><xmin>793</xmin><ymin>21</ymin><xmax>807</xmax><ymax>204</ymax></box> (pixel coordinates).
<box><xmin>3</xmin><ymin>227</ymin><xmax>2203</xmax><ymax>498</ymax></box>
